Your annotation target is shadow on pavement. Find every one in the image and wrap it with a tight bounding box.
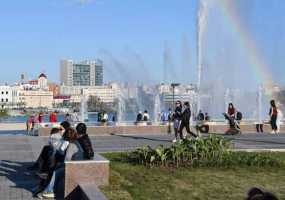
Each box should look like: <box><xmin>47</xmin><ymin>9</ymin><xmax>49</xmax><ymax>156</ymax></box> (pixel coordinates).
<box><xmin>0</xmin><ymin>160</ymin><xmax>37</xmax><ymax>193</ymax></box>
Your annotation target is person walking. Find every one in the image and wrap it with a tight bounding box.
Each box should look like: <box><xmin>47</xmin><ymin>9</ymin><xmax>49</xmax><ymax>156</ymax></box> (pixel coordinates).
<box><xmin>172</xmin><ymin>101</ymin><xmax>182</xmax><ymax>142</ymax></box>
<box><xmin>179</xmin><ymin>102</ymin><xmax>197</xmax><ymax>139</ymax></box>
<box><xmin>269</xmin><ymin>100</ymin><xmax>278</xmax><ymax>134</ymax></box>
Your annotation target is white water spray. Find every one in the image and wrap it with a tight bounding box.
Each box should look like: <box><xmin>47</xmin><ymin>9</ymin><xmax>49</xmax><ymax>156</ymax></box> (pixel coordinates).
<box><xmin>197</xmin><ymin>0</ymin><xmax>209</xmax><ymax>113</ymax></box>
<box><xmin>154</xmin><ymin>93</ymin><xmax>161</xmax><ymax>123</ymax></box>
<box><xmin>80</xmin><ymin>89</ymin><xmax>88</xmax><ymax>122</ymax></box>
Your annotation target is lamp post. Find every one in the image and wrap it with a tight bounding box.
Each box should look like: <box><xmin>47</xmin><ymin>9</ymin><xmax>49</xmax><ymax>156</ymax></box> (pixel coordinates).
<box><xmin>171</xmin><ymin>83</ymin><xmax>180</xmax><ymax>110</ymax></box>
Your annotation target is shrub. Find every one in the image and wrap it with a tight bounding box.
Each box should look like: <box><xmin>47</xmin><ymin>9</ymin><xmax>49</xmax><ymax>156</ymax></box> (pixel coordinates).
<box><xmin>129</xmin><ymin>134</ymin><xmax>282</xmax><ymax>168</ymax></box>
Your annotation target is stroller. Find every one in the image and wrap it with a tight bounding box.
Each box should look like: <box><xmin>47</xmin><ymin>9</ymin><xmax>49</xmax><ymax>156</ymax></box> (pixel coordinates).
<box><xmin>223</xmin><ymin>113</ymin><xmax>241</xmax><ymax>135</ymax></box>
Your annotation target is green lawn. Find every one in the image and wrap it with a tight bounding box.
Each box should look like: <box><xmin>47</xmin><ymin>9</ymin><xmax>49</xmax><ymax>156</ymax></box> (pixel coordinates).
<box><xmin>101</xmin><ymin>153</ymin><xmax>285</xmax><ymax>200</ymax></box>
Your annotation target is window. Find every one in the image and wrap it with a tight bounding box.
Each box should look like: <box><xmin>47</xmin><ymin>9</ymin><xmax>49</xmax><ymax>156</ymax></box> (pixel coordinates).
<box><xmin>6</xmin><ymin>91</ymin><xmax>8</xmax><ymax>95</ymax></box>
<box><xmin>1</xmin><ymin>91</ymin><xmax>3</xmax><ymax>95</ymax></box>
<box><xmin>1</xmin><ymin>99</ymin><xmax>3</xmax><ymax>102</ymax></box>
<box><xmin>6</xmin><ymin>99</ymin><xmax>8</xmax><ymax>102</ymax></box>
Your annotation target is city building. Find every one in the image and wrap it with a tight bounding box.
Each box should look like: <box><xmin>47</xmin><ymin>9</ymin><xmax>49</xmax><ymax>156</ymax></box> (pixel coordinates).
<box><xmin>158</xmin><ymin>83</ymin><xmax>197</xmax><ymax>109</ymax></box>
<box><xmin>0</xmin><ymin>86</ymin><xmax>12</xmax><ymax>109</ymax></box>
<box><xmin>59</xmin><ymin>84</ymin><xmax>119</xmax><ymax>104</ymax></box>
<box><xmin>60</xmin><ymin>59</ymin><xmax>103</xmax><ymax>86</ymax></box>
<box><xmin>18</xmin><ymin>90</ymin><xmax>53</xmax><ymax>108</ymax></box>
<box><xmin>48</xmin><ymin>83</ymin><xmax>60</xmax><ymax>97</ymax></box>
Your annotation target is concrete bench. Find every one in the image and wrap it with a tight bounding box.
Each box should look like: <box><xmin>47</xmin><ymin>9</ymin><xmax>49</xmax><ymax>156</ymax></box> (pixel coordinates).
<box><xmin>64</xmin><ymin>154</ymin><xmax>109</xmax><ymax>199</ymax></box>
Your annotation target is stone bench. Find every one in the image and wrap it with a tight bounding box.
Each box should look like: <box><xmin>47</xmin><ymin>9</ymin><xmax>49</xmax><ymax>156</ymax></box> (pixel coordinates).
<box><xmin>64</xmin><ymin>154</ymin><xmax>109</xmax><ymax>199</ymax></box>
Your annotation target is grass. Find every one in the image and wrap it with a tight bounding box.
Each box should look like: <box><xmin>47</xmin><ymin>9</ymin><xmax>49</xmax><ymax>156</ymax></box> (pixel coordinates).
<box><xmin>101</xmin><ymin>152</ymin><xmax>285</xmax><ymax>200</ymax></box>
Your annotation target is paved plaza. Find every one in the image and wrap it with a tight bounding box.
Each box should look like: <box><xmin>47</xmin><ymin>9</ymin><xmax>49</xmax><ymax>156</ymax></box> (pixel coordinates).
<box><xmin>0</xmin><ymin>132</ymin><xmax>285</xmax><ymax>199</ymax></box>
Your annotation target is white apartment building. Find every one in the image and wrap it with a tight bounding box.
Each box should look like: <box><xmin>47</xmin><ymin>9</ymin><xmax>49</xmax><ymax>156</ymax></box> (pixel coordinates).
<box><xmin>0</xmin><ymin>86</ymin><xmax>12</xmax><ymax>109</ymax></box>
<box><xmin>59</xmin><ymin>85</ymin><xmax>119</xmax><ymax>104</ymax></box>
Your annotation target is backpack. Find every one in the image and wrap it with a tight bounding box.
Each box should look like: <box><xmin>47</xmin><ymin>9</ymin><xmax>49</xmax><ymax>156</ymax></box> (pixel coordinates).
<box><xmin>236</xmin><ymin>111</ymin><xmax>242</xmax><ymax>121</ymax></box>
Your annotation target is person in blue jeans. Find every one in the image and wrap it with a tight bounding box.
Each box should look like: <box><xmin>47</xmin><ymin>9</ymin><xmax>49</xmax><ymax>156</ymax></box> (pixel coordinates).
<box><xmin>37</xmin><ymin>128</ymin><xmax>84</xmax><ymax>199</ymax></box>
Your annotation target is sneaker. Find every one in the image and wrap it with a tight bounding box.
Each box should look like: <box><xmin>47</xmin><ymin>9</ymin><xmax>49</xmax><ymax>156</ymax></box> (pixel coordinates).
<box><xmin>42</xmin><ymin>192</ymin><xmax>55</xmax><ymax>199</ymax></box>
<box><xmin>270</xmin><ymin>131</ymin><xmax>275</xmax><ymax>134</ymax></box>
<box><xmin>37</xmin><ymin>192</ymin><xmax>55</xmax><ymax>199</ymax></box>
<box><xmin>172</xmin><ymin>139</ymin><xmax>177</xmax><ymax>143</ymax></box>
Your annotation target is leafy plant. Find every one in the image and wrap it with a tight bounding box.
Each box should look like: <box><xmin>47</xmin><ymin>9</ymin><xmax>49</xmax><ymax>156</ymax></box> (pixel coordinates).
<box><xmin>129</xmin><ymin>134</ymin><xmax>282</xmax><ymax>168</ymax></box>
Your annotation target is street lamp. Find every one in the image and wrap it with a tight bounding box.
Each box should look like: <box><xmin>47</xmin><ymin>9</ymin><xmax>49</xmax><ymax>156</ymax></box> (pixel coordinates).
<box><xmin>171</xmin><ymin>83</ymin><xmax>180</xmax><ymax>110</ymax></box>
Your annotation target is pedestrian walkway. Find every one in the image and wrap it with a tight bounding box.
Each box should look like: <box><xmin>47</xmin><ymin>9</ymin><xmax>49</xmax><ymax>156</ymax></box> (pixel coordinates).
<box><xmin>0</xmin><ymin>136</ymin><xmax>45</xmax><ymax>200</ymax></box>
<box><xmin>0</xmin><ymin>133</ymin><xmax>285</xmax><ymax>199</ymax></box>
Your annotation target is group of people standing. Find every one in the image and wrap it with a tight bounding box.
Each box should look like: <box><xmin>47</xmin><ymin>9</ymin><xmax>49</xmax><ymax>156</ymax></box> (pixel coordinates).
<box><xmin>26</xmin><ymin>112</ymin><xmax>56</xmax><ymax>133</ymax></box>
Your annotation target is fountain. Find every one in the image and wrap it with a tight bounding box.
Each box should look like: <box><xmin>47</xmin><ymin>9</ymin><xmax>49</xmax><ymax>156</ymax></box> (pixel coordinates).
<box><xmin>224</xmin><ymin>88</ymin><xmax>230</xmax><ymax>113</ymax></box>
<box><xmin>257</xmin><ymin>85</ymin><xmax>263</xmax><ymax>123</ymax></box>
<box><xmin>153</xmin><ymin>93</ymin><xmax>161</xmax><ymax>123</ymax></box>
<box><xmin>80</xmin><ymin>89</ymin><xmax>88</xmax><ymax>122</ymax></box>
<box><xmin>197</xmin><ymin>0</ymin><xmax>208</xmax><ymax>113</ymax></box>
<box><xmin>117</xmin><ymin>88</ymin><xmax>126</xmax><ymax>124</ymax></box>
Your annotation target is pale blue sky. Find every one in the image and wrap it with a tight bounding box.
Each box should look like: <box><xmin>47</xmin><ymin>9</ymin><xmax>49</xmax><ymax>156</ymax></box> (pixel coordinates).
<box><xmin>0</xmin><ymin>0</ymin><xmax>284</xmax><ymax>88</ymax></box>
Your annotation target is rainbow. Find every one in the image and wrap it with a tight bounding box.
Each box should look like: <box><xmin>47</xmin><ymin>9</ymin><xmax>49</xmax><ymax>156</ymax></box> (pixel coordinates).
<box><xmin>218</xmin><ymin>0</ymin><xmax>274</xmax><ymax>89</ymax></box>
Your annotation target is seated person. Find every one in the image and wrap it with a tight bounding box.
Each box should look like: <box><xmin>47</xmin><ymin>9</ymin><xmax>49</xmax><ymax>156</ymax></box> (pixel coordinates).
<box><xmin>37</xmin><ymin>128</ymin><xmax>85</xmax><ymax>199</ymax></box>
<box><xmin>143</xmin><ymin>110</ymin><xmax>149</xmax><ymax>121</ymax></box>
<box><xmin>28</xmin><ymin>121</ymin><xmax>71</xmax><ymax>172</ymax></box>
<box><xmin>136</xmin><ymin>111</ymin><xmax>143</xmax><ymax>122</ymax></box>
<box><xmin>76</xmin><ymin>123</ymin><xmax>94</xmax><ymax>160</ymax></box>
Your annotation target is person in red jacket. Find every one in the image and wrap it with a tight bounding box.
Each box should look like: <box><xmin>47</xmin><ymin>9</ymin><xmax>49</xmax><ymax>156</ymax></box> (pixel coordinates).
<box><xmin>49</xmin><ymin>111</ymin><xmax>57</xmax><ymax>123</ymax></box>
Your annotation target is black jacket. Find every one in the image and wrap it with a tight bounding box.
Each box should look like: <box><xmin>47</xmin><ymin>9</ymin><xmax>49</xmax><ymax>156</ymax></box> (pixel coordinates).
<box><xmin>77</xmin><ymin>134</ymin><xmax>94</xmax><ymax>160</ymax></box>
<box><xmin>173</xmin><ymin>106</ymin><xmax>182</xmax><ymax>120</ymax></box>
<box><xmin>182</xmin><ymin>107</ymin><xmax>191</xmax><ymax>124</ymax></box>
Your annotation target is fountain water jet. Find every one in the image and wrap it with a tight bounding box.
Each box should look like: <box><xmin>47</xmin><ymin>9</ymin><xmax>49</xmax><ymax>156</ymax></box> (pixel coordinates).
<box><xmin>117</xmin><ymin>88</ymin><xmax>126</xmax><ymax>123</ymax></box>
<box><xmin>80</xmin><ymin>89</ymin><xmax>88</xmax><ymax>122</ymax></box>
<box><xmin>197</xmin><ymin>0</ymin><xmax>209</xmax><ymax>113</ymax></box>
<box><xmin>154</xmin><ymin>93</ymin><xmax>161</xmax><ymax>123</ymax></box>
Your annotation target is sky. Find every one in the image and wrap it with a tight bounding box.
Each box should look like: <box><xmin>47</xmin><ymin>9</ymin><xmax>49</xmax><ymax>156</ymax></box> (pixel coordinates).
<box><xmin>0</xmin><ymin>0</ymin><xmax>284</xmax><ymax>88</ymax></box>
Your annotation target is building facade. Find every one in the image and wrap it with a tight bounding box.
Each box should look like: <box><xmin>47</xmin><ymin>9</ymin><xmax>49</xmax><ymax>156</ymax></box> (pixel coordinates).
<box><xmin>60</xmin><ymin>59</ymin><xmax>103</xmax><ymax>86</ymax></box>
<box><xmin>18</xmin><ymin>90</ymin><xmax>54</xmax><ymax>108</ymax></box>
<box><xmin>59</xmin><ymin>85</ymin><xmax>118</xmax><ymax>104</ymax></box>
<box><xmin>0</xmin><ymin>86</ymin><xmax>12</xmax><ymax>109</ymax></box>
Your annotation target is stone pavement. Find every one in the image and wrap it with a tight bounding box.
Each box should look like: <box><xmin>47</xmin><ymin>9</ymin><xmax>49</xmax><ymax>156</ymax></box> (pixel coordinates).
<box><xmin>0</xmin><ymin>132</ymin><xmax>285</xmax><ymax>199</ymax></box>
<box><xmin>0</xmin><ymin>136</ymin><xmax>46</xmax><ymax>200</ymax></box>
<box><xmin>91</xmin><ymin>133</ymin><xmax>285</xmax><ymax>152</ymax></box>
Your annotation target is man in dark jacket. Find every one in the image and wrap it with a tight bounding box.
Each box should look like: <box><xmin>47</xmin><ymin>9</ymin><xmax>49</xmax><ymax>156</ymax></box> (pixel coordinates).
<box><xmin>179</xmin><ymin>102</ymin><xmax>197</xmax><ymax>139</ymax></box>
<box><xmin>76</xmin><ymin>123</ymin><xmax>94</xmax><ymax>159</ymax></box>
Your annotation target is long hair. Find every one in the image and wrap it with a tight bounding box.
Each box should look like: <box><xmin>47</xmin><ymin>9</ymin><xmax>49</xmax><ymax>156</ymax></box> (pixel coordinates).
<box><xmin>270</xmin><ymin>100</ymin><xmax>276</xmax><ymax>108</ymax></box>
<box><xmin>63</xmin><ymin>128</ymin><xmax>78</xmax><ymax>142</ymax></box>
<box><xmin>228</xmin><ymin>103</ymin><xmax>234</xmax><ymax>110</ymax></box>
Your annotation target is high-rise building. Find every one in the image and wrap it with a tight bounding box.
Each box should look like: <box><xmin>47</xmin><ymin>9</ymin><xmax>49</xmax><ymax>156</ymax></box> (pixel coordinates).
<box><xmin>60</xmin><ymin>59</ymin><xmax>103</xmax><ymax>86</ymax></box>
